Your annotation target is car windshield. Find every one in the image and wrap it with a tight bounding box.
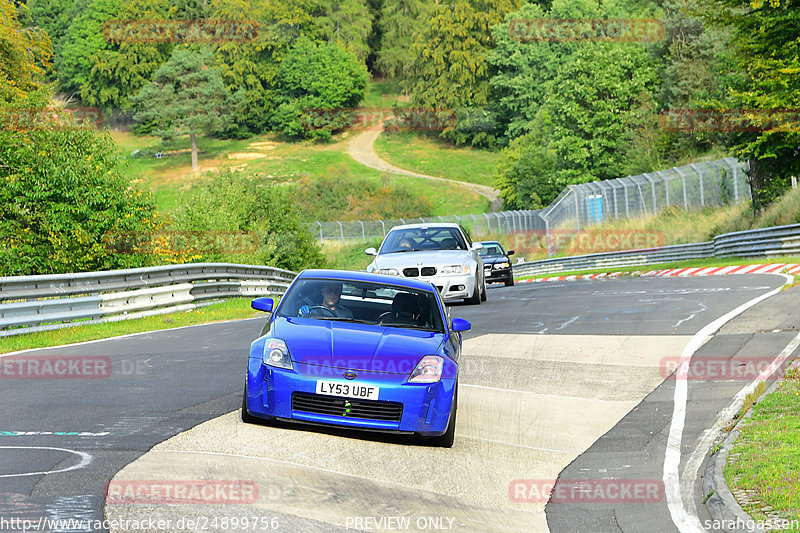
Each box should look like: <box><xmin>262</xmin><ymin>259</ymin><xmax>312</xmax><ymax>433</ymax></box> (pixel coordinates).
<box><xmin>478</xmin><ymin>244</ymin><xmax>503</xmax><ymax>256</ymax></box>
<box><xmin>277</xmin><ymin>278</ymin><xmax>445</xmax><ymax>332</ymax></box>
<box><xmin>379</xmin><ymin>227</ymin><xmax>467</xmax><ymax>254</ymax></box>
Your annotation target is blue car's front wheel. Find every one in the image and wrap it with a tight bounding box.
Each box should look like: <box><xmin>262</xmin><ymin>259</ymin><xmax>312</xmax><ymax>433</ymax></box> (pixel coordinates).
<box><xmin>428</xmin><ymin>384</ymin><xmax>458</xmax><ymax>448</ymax></box>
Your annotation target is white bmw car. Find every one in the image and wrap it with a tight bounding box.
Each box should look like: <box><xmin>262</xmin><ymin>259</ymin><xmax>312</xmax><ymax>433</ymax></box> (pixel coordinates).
<box><xmin>365</xmin><ymin>223</ymin><xmax>486</xmax><ymax>304</ymax></box>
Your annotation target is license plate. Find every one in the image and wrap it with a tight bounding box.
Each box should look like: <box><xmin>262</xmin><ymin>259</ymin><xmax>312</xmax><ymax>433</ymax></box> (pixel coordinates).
<box><xmin>315</xmin><ymin>380</ymin><xmax>379</xmax><ymax>400</ymax></box>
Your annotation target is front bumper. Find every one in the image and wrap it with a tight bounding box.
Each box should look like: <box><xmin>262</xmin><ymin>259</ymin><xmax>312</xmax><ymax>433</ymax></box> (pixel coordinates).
<box><xmin>245</xmin><ymin>360</ymin><xmax>456</xmax><ymax>436</ymax></box>
<box><xmin>484</xmin><ymin>265</ymin><xmax>513</xmax><ymax>282</ymax></box>
<box><xmin>422</xmin><ymin>272</ymin><xmax>475</xmax><ymax>300</ymax></box>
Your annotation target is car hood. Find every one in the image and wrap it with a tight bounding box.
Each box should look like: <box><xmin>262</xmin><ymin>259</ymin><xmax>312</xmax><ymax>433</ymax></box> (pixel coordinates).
<box><xmin>370</xmin><ymin>250</ymin><xmax>476</xmax><ymax>270</ymax></box>
<box><xmin>272</xmin><ymin>317</ymin><xmax>445</xmax><ymax>374</ymax></box>
<box><xmin>482</xmin><ymin>255</ymin><xmax>509</xmax><ymax>265</ymax></box>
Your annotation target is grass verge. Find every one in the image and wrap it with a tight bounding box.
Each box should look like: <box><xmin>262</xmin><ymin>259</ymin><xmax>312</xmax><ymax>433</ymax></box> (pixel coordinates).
<box><xmin>724</xmin><ymin>367</ymin><xmax>800</xmax><ymax>529</ymax></box>
<box><xmin>515</xmin><ymin>256</ymin><xmax>800</xmax><ymax>284</ymax></box>
<box><xmin>0</xmin><ymin>298</ymin><xmax>269</xmax><ymax>354</ymax></box>
<box><xmin>374</xmin><ymin>131</ymin><xmax>500</xmax><ymax>187</ymax></box>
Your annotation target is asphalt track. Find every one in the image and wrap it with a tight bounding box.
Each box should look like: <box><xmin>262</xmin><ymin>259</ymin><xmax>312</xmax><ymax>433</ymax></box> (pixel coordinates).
<box><xmin>1</xmin><ymin>274</ymin><xmax>797</xmax><ymax>533</ymax></box>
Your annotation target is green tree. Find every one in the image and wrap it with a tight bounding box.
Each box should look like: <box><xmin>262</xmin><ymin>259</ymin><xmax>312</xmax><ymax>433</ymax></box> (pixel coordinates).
<box><xmin>701</xmin><ymin>0</ymin><xmax>800</xmax><ymax>208</ymax></box>
<box><xmin>1</xmin><ymin>0</ymin><xmax>51</xmax><ymax>102</ymax></box>
<box><xmin>271</xmin><ymin>37</ymin><xmax>368</xmax><ymax>139</ymax></box>
<box><xmin>131</xmin><ymin>47</ymin><xmax>244</xmax><ymax>170</ymax></box>
<box><xmin>318</xmin><ymin>0</ymin><xmax>374</xmax><ymax>63</ymax></box>
<box><xmin>375</xmin><ymin>0</ymin><xmax>432</xmax><ymax>77</ymax></box>
<box><xmin>493</xmin><ymin>131</ymin><xmax>560</xmax><ymax>209</ymax></box>
<box><xmin>404</xmin><ymin>0</ymin><xmax>519</xmax><ymax>145</ymax></box>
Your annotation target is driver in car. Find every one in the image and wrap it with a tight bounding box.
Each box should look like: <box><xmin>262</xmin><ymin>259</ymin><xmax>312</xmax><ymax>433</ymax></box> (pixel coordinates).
<box><xmin>319</xmin><ymin>282</ymin><xmax>353</xmax><ymax>318</ymax></box>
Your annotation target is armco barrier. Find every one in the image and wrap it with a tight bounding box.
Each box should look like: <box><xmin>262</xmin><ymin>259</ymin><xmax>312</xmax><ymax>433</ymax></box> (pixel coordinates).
<box><xmin>0</xmin><ymin>263</ymin><xmax>295</xmax><ymax>337</ymax></box>
<box><xmin>513</xmin><ymin>223</ymin><xmax>800</xmax><ymax>278</ymax></box>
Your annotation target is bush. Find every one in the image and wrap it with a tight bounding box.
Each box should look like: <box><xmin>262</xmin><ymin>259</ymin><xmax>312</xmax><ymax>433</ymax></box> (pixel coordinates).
<box><xmin>170</xmin><ymin>170</ymin><xmax>325</xmax><ymax>271</ymax></box>
<box><xmin>0</xmin><ymin>90</ymin><xmax>159</xmax><ymax>275</ymax></box>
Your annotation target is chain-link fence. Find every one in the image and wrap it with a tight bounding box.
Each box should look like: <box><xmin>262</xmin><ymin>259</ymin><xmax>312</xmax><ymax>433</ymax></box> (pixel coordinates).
<box><xmin>311</xmin><ymin>157</ymin><xmax>749</xmax><ymax>246</ymax></box>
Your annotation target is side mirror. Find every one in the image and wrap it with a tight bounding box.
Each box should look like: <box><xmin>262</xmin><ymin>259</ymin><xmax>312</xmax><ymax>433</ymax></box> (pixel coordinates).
<box><xmin>451</xmin><ymin>317</ymin><xmax>471</xmax><ymax>332</ymax></box>
<box><xmin>251</xmin><ymin>297</ymin><xmax>273</xmax><ymax>312</ymax></box>
<box><xmin>365</xmin><ymin>247</ymin><xmax>378</xmax><ymax>256</ymax></box>
<box><xmin>507</xmin><ymin>250</ymin><xmax>515</xmax><ymax>256</ymax></box>
<box><xmin>470</xmin><ymin>243</ymin><xmax>483</xmax><ymax>251</ymax></box>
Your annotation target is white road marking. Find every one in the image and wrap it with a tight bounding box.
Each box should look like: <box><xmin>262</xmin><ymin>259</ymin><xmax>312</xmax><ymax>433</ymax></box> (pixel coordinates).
<box><xmin>672</xmin><ymin>302</ymin><xmax>708</xmax><ymax>330</ymax></box>
<box><xmin>663</xmin><ymin>274</ymin><xmax>792</xmax><ymax>533</ymax></box>
<box><xmin>0</xmin><ymin>446</ymin><xmax>93</xmax><ymax>478</ymax></box>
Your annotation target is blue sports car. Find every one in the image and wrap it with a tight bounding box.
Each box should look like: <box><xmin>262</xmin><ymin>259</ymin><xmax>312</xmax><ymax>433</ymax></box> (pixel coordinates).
<box><xmin>242</xmin><ymin>269</ymin><xmax>471</xmax><ymax>447</ymax></box>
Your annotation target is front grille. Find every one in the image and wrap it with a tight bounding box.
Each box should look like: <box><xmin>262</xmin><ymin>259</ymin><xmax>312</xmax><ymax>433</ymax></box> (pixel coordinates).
<box><xmin>403</xmin><ymin>267</ymin><xmax>419</xmax><ymax>277</ymax></box>
<box><xmin>292</xmin><ymin>393</ymin><xmax>403</xmax><ymax>422</ymax></box>
<box><xmin>421</xmin><ymin>267</ymin><xmax>436</xmax><ymax>276</ymax></box>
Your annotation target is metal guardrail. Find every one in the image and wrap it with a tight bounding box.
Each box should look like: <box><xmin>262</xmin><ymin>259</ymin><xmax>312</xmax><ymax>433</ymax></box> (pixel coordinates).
<box><xmin>0</xmin><ymin>263</ymin><xmax>296</xmax><ymax>337</ymax></box>
<box><xmin>512</xmin><ymin>223</ymin><xmax>800</xmax><ymax>277</ymax></box>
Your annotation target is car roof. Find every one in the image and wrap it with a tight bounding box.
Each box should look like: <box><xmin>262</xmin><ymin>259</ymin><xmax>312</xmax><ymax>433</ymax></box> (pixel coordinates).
<box><xmin>387</xmin><ymin>222</ymin><xmax>461</xmax><ymax>231</ymax></box>
<box><xmin>295</xmin><ymin>269</ymin><xmax>436</xmax><ymax>292</ymax></box>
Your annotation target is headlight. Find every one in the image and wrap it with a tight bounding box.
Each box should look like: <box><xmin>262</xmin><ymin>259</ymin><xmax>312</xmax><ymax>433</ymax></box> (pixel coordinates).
<box><xmin>378</xmin><ymin>268</ymin><xmax>400</xmax><ymax>276</ymax></box>
<box><xmin>441</xmin><ymin>265</ymin><xmax>469</xmax><ymax>275</ymax></box>
<box><xmin>408</xmin><ymin>355</ymin><xmax>443</xmax><ymax>383</ymax></box>
<box><xmin>494</xmin><ymin>262</ymin><xmax>510</xmax><ymax>269</ymax></box>
<box><xmin>262</xmin><ymin>338</ymin><xmax>293</xmax><ymax>370</ymax></box>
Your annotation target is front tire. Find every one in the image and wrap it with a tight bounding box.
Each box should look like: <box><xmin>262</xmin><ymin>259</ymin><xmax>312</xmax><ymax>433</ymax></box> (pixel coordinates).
<box><xmin>465</xmin><ymin>275</ymin><xmax>481</xmax><ymax>305</ymax></box>
<box><xmin>242</xmin><ymin>385</ymin><xmax>273</xmax><ymax>424</ymax></box>
<box><xmin>480</xmin><ymin>277</ymin><xmax>487</xmax><ymax>301</ymax></box>
<box><xmin>505</xmin><ymin>275</ymin><xmax>514</xmax><ymax>287</ymax></box>
<box><xmin>430</xmin><ymin>385</ymin><xmax>457</xmax><ymax>448</ymax></box>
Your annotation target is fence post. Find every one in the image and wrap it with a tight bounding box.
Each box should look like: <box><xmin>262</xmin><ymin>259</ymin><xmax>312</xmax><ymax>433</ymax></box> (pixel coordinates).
<box><xmin>731</xmin><ymin>162</ymin><xmax>740</xmax><ymax>201</ymax></box>
<box><xmin>573</xmin><ymin>187</ymin><xmax>581</xmax><ymax>233</ymax></box>
<box><xmin>379</xmin><ymin>220</ymin><xmax>386</xmax><ymax>237</ymax></box>
<box><xmin>644</xmin><ymin>173</ymin><xmax>658</xmax><ymax>214</ymax></box>
<box><xmin>337</xmin><ymin>221</ymin><xmax>344</xmax><ymax>244</ymax></box>
<box><xmin>623</xmin><ymin>182</ymin><xmax>630</xmax><ymax>217</ymax></box>
<box><xmin>673</xmin><ymin>167</ymin><xmax>688</xmax><ymax>209</ymax></box>
<box><xmin>483</xmin><ymin>213</ymin><xmax>491</xmax><ymax>234</ymax></box>
<box><xmin>359</xmin><ymin>221</ymin><xmax>365</xmax><ymax>243</ymax></box>
<box><xmin>471</xmin><ymin>214</ymin><xmax>477</xmax><ymax>235</ymax></box>
<box><xmin>658</xmin><ymin>171</ymin><xmax>670</xmax><ymax>206</ymax></box>
<box><xmin>690</xmin><ymin>163</ymin><xmax>705</xmax><ymax>206</ymax></box>
<box><xmin>545</xmin><ymin>217</ymin><xmax>552</xmax><ymax>258</ymax></box>
<box><xmin>317</xmin><ymin>222</ymin><xmax>324</xmax><ymax>243</ymax></box>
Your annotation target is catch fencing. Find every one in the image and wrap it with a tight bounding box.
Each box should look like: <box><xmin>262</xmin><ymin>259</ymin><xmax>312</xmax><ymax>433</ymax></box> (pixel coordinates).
<box><xmin>512</xmin><ymin>223</ymin><xmax>800</xmax><ymax>277</ymax></box>
<box><xmin>312</xmin><ymin>157</ymin><xmax>749</xmax><ymax>250</ymax></box>
<box><xmin>0</xmin><ymin>263</ymin><xmax>295</xmax><ymax>337</ymax></box>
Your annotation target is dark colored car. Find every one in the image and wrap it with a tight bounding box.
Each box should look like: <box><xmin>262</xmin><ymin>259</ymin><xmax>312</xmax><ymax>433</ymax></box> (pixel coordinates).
<box><xmin>476</xmin><ymin>241</ymin><xmax>515</xmax><ymax>286</ymax></box>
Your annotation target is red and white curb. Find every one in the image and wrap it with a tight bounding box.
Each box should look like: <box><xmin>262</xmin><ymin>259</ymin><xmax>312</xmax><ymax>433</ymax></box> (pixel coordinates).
<box><xmin>518</xmin><ymin>263</ymin><xmax>800</xmax><ymax>283</ymax></box>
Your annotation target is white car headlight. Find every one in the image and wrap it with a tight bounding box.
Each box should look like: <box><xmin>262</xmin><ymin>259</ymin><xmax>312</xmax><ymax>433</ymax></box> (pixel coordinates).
<box><xmin>263</xmin><ymin>338</ymin><xmax>293</xmax><ymax>370</ymax></box>
<box><xmin>408</xmin><ymin>355</ymin><xmax>444</xmax><ymax>383</ymax></box>
<box><xmin>441</xmin><ymin>265</ymin><xmax>469</xmax><ymax>275</ymax></box>
<box><xmin>494</xmin><ymin>262</ymin><xmax>510</xmax><ymax>269</ymax></box>
<box><xmin>378</xmin><ymin>268</ymin><xmax>400</xmax><ymax>276</ymax></box>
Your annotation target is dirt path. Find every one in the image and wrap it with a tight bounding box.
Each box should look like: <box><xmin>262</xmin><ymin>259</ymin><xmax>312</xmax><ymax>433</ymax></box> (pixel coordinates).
<box><xmin>348</xmin><ymin>125</ymin><xmax>503</xmax><ymax>212</ymax></box>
